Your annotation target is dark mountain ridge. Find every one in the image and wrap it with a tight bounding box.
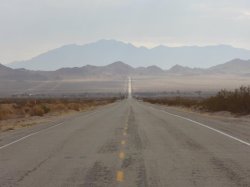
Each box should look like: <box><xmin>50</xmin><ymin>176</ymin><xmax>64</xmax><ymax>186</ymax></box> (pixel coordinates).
<box><xmin>0</xmin><ymin>64</ymin><xmax>47</xmax><ymax>81</ymax></box>
<box><xmin>209</xmin><ymin>59</ymin><xmax>250</xmax><ymax>74</ymax></box>
<box><xmin>1</xmin><ymin>59</ymin><xmax>250</xmax><ymax>81</ymax></box>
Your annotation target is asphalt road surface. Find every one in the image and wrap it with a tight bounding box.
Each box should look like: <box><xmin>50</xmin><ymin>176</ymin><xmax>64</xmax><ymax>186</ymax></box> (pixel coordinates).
<box><xmin>0</xmin><ymin>99</ymin><xmax>250</xmax><ymax>187</ymax></box>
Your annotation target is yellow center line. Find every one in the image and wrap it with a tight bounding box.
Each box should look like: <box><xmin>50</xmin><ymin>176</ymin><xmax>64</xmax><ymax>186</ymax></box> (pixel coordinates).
<box><xmin>119</xmin><ymin>152</ymin><xmax>125</xmax><ymax>160</ymax></box>
<box><xmin>121</xmin><ymin>140</ymin><xmax>126</xmax><ymax>145</ymax></box>
<box><xmin>116</xmin><ymin>171</ymin><xmax>124</xmax><ymax>182</ymax></box>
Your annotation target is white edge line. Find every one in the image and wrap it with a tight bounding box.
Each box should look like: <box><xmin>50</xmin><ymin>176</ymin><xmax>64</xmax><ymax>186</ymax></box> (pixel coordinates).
<box><xmin>0</xmin><ymin>122</ymin><xmax>65</xmax><ymax>150</ymax></box>
<box><xmin>148</xmin><ymin>105</ymin><xmax>250</xmax><ymax>147</ymax></box>
<box><xmin>0</xmin><ymin>110</ymin><xmax>100</xmax><ymax>150</ymax></box>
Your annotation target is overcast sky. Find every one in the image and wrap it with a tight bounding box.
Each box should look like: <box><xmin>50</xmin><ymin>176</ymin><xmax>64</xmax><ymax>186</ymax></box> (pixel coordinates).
<box><xmin>1</xmin><ymin>0</ymin><xmax>250</xmax><ymax>64</ymax></box>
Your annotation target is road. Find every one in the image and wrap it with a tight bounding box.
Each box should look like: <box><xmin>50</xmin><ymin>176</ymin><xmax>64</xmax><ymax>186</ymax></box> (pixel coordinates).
<box><xmin>0</xmin><ymin>98</ymin><xmax>250</xmax><ymax>187</ymax></box>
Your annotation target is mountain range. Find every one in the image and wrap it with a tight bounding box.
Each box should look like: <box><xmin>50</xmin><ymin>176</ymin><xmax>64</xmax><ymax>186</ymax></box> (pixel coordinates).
<box><xmin>0</xmin><ymin>64</ymin><xmax>46</xmax><ymax>81</ymax></box>
<box><xmin>8</xmin><ymin>39</ymin><xmax>250</xmax><ymax>71</ymax></box>
<box><xmin>1</xmin><ymin>59</ymin><xmax>250</xmax><ymax>81</ymax></box>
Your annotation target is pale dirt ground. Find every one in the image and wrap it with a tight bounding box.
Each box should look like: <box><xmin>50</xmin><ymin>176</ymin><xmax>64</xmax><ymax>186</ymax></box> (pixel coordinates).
<box><xmin>132</xmin><ymin>74</ymin><xmax>250</xmax><ymax>93</ymax></box>
<box><xmin>1</xmin><ymin>74</ymin><xmax>250</xmax><ymax>132</ymax></box>
<box><xmin>1</xmin><ymin>74</ymin><xmax>249</xmax><ymax>96</ymax></box>
<box><xmin>0</xmin><ymin>106</ymin><xmax>98</xmax><ymax>132</ymax></box>
<box><xmin>0</xmin><ymin>79</ymin><xmax>127</xmax><ymax>96</ymax></box>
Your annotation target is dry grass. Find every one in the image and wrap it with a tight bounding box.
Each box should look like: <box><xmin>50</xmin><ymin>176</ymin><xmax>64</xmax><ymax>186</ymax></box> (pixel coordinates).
<box><xmin>142</xmin><ymin>86</ymin><xmax>250</xmax><ymax>115</ymax></box>
<box><xmin>0</xmin><ymin>98</ymin><xmax>118</xmax><ymax>132</ymax></box>
<box><xmin>202</xmin><ymin>86</ymin><xmax>250</xmax><ymax>114</ymax></box>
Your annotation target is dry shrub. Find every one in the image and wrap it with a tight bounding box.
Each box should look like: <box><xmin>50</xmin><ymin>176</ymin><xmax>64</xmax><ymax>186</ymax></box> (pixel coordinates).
<box><xmin>143</xmin><ymin>86</ymin><xmax>250</xmax><ymax>115</ymax></box>
<box><xmin>30</xmin><ymin>105</ymin><xmax>45</xmax><ymax>116</ymax></box>
<box><xmin>0</xmin><ymin>110</ymin><xmax>7</xmax><ymax>120</ymax></box>
<box><xmin>0</xmin><ymin>97</ymin><xmax>118</xmax><ymax>121</ymax></box>
<box><xmin>67</xmin><ymin>103</ymin><xmax>81</xmax><ymax>111</ymax></box>
<box><xmin>52</xmin><ymin>103</ymin><xmax>67</xmax><ymax>112</ymax></box>
<box><xmin>201</xmin><ymin>86</ymin><xmax>250</xmax><ymax>114</ymax></box>
<box><xmin>22</xmin><ymin>107</ymin><xmax>31</xmax><ymax>114</ymax></box>
<box><xmin>41</xmin><ymin>104</ymin><xmax>50</xmax><ymax>114</ymax></box>
<box><xmin>0</xmin><ymin>104</ymin><xmax>14</xmax><ymax>120</ymax></box>
<box><xmin>25</xmin><ymin>101</ymin><xmax>36</xmax><ymax>107</ymax></box>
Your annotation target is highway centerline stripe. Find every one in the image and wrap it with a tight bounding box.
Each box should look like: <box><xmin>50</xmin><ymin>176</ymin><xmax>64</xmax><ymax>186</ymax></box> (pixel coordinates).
<box><xmin>116</xmin><ymin>171</ymin><xmax>124</xmax><ymax>182</ymax></box>
<box><xmin>119</xmin><ymin>152</ymin><xmax>125</xmax><ymax>160</ymax></box>
<box><xmin>121</xmin><ymin>140</ymin><xmax>126</xmax><ymax>145</ymax></box>
<box><xmin>149</xmin><ymin>105</ymin><xmax>250</xmax><ymax>147</ymax></box>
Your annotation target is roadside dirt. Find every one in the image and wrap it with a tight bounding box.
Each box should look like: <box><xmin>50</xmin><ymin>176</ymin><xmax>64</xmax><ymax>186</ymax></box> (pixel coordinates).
<box><xmin>0</xmin><ymin>109</ymin><xmax>92</xmax><ymax>132</ymax></box>
<box><xmin>0</xmin><ymin>98</ymin><xmax>117</xmax><ymax>132</ymax></box>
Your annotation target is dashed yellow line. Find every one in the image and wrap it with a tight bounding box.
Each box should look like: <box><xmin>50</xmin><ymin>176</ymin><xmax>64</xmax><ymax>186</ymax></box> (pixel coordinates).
<box><xmin>119</xmin><ymin>152</ymin><xmax>125</xmax><ymax>160</ymax></box>
<box><xmin>116</xmin><ymin>123</ymin><xmax>129</xmax><ymax>183</ymax></box>
<box><xmin>116</xmin><ymin>171</ymin><xmax>124</xmax><ymax>182</ymax></box>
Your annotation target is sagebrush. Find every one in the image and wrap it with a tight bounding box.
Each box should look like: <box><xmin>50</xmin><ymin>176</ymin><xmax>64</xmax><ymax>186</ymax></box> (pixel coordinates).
<box><xmin>143</xmin><ymin>86</ymin><xmax>250</xmax><ymax>115</ymax></box>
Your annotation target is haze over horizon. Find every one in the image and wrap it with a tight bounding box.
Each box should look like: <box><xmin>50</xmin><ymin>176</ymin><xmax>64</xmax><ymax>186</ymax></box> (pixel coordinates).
<box><xmin>4</xmin><ymin>39</ymin><xmax>250</xmax><ymax>63</ymax></box>
<box><xmin>1</xmin><ymin>0</ymin><xmax>250</xmax><ymax>64</ymax></box>
<box><xmin>7</xmin><ymin>39</ymin><xmax>250</xmax><ymax>70</ymax></box>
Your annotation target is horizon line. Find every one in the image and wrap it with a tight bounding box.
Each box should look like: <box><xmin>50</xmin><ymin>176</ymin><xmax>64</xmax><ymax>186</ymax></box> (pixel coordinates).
<box><xmin>3</xmin><ymin>58</ymin><xmax>250</xmax><ymax>72</ymax></box>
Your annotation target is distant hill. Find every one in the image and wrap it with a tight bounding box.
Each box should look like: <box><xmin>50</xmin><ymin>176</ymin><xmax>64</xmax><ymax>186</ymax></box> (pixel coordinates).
<box><xmin>209</xmin><ymin>59</ymin><xmax>250</xmax><ymax>74</ymax></box>
<box><xmin>167</xmin><ymin>65</ymin><xmax>204</xmax><ymax>75</ymax></box>
<box><xmin>46</xmin><ymin>61</ymin><xmax>135</xmax><ymax>79</ymax></box>
<box><xmin>0</xmin><ymin>63</ymin><xmax>12</xmax><ymax>73</ymax></box>
<box><xmin>8</xmin><ymin>39</ymin><xmax>250</xmax><ymax>70</ymax></box>
<box><xmin>0</xmin><ymin>64</ymin><xmax>47</xmax><ymax>81</ymax></box>
<box><xmin>41</xmin><ymin>61</ymin><xmax>165</xmax><ymax>79</ymax></box>
<box><xmin>165</xmin><ymin>59</ymin><xmax>250</xmax><ymax>75</ymax></box>
<box><xmin>135</xmin><ymin>65</ymin><xmax>165</xmax><ymax>75</ymax></box>
<box><xmin>2</xmin><ymin>59</ymin><xmax>250</xmax><ymax>81</ymax></box>
<box><xmin>33</xmin><ymin>59</ymin><xmax>250</xmax><ymax>78</ymax></box>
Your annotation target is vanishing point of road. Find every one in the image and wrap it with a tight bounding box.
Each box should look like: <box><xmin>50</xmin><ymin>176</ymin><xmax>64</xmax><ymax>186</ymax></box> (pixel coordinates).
<box><xmin>0</xmin><ymin>78</ymin><xmax>250</xmax><ymax>187</ymax></box>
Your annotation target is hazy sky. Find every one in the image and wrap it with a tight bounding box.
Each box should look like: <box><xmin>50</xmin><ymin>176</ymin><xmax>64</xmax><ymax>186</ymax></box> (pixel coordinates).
<box><xmin>1</xmin><ymin>0</ymin><xmax>250</xmax><ymax>64</ymax></box>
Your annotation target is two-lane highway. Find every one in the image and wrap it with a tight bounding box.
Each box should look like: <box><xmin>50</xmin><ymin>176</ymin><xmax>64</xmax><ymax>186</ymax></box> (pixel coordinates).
<box><xmin>0</xmin><ymin>98</ymin><xmax>250</xmax><ymax>187</ymax></box>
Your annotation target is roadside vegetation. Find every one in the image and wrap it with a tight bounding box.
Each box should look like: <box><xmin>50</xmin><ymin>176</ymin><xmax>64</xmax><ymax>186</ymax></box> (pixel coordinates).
<box><xmin>0</xmin><ymin>98</ymin><xmax>118</xmax><ymax>132</ymax></box>
<box><xmin>142</xmin><ymin>86</ymin><xmax>250</xmax><ymax>115</ymax></box>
